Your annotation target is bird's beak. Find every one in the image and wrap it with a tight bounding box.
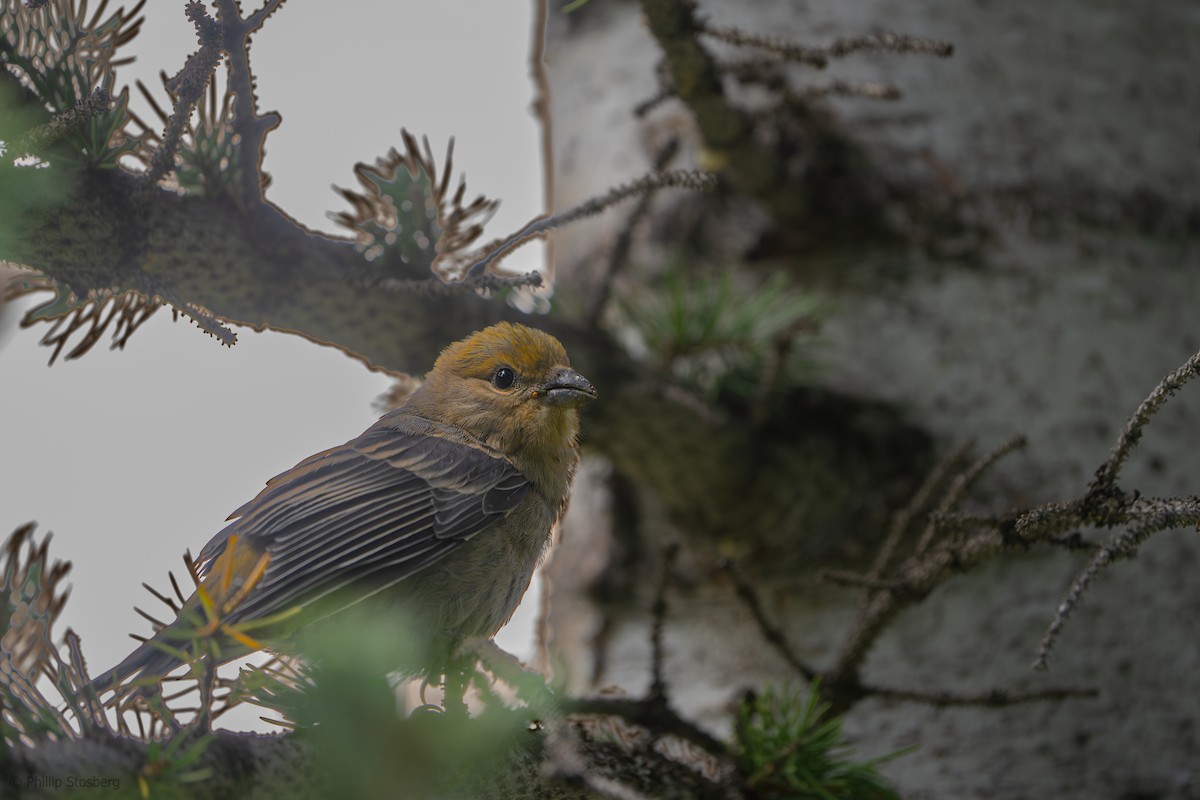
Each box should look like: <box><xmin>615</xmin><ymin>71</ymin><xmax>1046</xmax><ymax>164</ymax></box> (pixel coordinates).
<box><xmin>541</xmin><ymin>367</ymin><xmax>597</xmax><ymax>407</ymax></box>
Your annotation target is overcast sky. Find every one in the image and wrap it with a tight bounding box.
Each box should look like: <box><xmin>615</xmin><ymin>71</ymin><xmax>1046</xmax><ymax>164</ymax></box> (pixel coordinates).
<box><xmin>0</xmin><ymin>1</ymin><xmax>546</xmax><ymax>729</ymax></box>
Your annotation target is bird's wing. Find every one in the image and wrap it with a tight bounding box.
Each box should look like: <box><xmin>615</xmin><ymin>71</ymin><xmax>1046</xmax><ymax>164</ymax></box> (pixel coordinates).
<box><xmin>195</xmin><ymin>418</ymin><xmax>529</xmax><ymax>624</ymax></box>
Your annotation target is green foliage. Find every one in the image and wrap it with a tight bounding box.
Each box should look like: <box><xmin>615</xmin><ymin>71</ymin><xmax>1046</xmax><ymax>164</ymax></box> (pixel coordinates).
<box><xmin>332</xmin><ymin>132</ymin><xmax>498</xmax><ymax>281</ymax></box>
<box><xmin>618</xmin><ymin>262</ymin><xmax>827</xmax><ymax>400</ymax></box>
<box><xmin>0</xmin><ymin>524</ymin><xmax>74</xmax><ymax>747</ymax></box>
<box><xmin>0</xmin><ymin>0</ymin><xmax>144</xmax><ymax>265</ymax></box>
<box><xmin>0</xmin><ymin>0</ymin><xmax>144</xmax><ymax>168</ymax></box>
<box><xmin>78</xmin><ymin>84</ymin><xmax>142</xmax><ymax>169</ymax></box>
<box><xmin>0</xmin><ymin>83</ymin><xmax>73</xmax><ymax>260</ymax></box>
<box><xmin>137</xmin><ymin>730</ymin><xmax>214</xmax><ymax>799</ymax></box>
<box><xmin>169</xmin><ymin>82</ymin><xmax>245</xmax><ymax>197</ymax></box>
<box><xmin>735</xmin><ymin>684</ymin><xmax>906</xmax><ymax>800</ymax></box>
<box><xmin>348</xmin><ymin>152</ymin><xmax>442</xmax><ymax>267</ymax></box>
<box><xmin>233</xmin><ymin>608</ymin><xmax>538</xmax><ymax>799</ymax></box>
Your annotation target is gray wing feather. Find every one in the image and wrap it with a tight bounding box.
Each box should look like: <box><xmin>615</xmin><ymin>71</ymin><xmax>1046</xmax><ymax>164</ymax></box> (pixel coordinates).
<box><xmin>198</xmin><ymin>418</ymin><xmax>529</xmax><ymax>623</ymax></box>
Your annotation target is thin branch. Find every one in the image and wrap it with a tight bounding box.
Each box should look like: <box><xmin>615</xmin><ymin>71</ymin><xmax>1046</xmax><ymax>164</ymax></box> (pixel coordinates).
<box><xmin>698</xmin><ymin>24</ymin><xmax>954</xmax><ymax>69</ymax></box>
<box><xmin>142</xmin><ymin>581</ymin><xmax>181</xmax><ymax>615</ymax></box>
<box><xmin>1092</xmin><ymin>349</ymin><xmax>1200</xmax><ymax>490</ymax></box>
<box><xmin>463</xmin><ymin>169</ymin><xmax>716</xmax><ymax>279</ymax></box>
<box><xmin>211</xmin><ymin>0</ymin><xmax>283</xmax><ymax>204</ymax></box>
<box><xmin>796</xmin><ymin>79</ymin><xmax>902</xmax><ymax>101</ymax></box>
<box><xmin>245</xmin><ymin>0</ymin><xmax>289</xmax><ymax>29</ymax></box>
<box><xmin>633</xmin><ymin>86</ymin><xmax>676</xmax><ymax>118</ymax></box>
<box><xmin>828</xmin><ymin>520</ymin><xmax>1033</xmax><ymax>707</ymax></box>
<box><xmin>14</xmin><ymin>87</ymin><xmax>113</xmax><ymax>155</ymax></box>
<box><xmin>749</xmin><ymin>316</ymin><xmax>821</xmax><ymax>428</ymax></box>
<box><xmin>697</xmin><ymin>24</ymin><xmax>827</xmax><ymax>67</ymax></box>
<box><xmin>820</xmin><ymin>571</ymin><xmax>910</xmax><ymax>593</ymax></box>
<box><xmin>864</xmin><ymin>684</ymin><xmax>1098</xmax><ymax>707</ymax></box>
<box><xmin>529</xmin><ymin>0</ymin><xmax>556</xmax><ymax>283</ymax></box>
<box><xmin>822</xmin><ymin>347</ymin><xmax>1200</xmax><ymax>708</ymax></box>
<box><xmin>914</xmin><ymin>435</ymin><xmax>1026</xmax><ymax>556</ymax></box>
<box><xmin>1035</xmin><ymin>498</ymin><xmax>1200</xmax><ymax>670</ymax></box>
<box><xmin>141</xmin><ymin>2</ymin><xmax>223</xmax><ymax>187</ymax></box>
<box><xmin>869</xmin><ymin>442</ymin><xmax>971</xmax><ymax>578</ymax></box>
<box><xmin>721</xmin><ymin>560</ymin><xmax>818</xmax><ymax>682</ymax></box>
<box><xmin>1013</xmin><ymin>499</ymin><xmax>1089</xmax><ymax>541</ymax></box>
<box><xmin>649</xmin><ymin>544</ymin><xmax>679</xmax><ymax>701</ymax></box>
<box><xmin>155</xmin><ymin>286</ymin><xmax>237</xmax><ymax>347</ymax></box>
<box><xmin>587</xmin><ymin>138</ymin><xmax>680</xmax><ymax>327</ymax></box>
<box><xmin>534</xmin><ymin>523</ymin><xmax>557</xmax><ymax>677</ymax></box>
<box><xmin>133</xmin><ymin>605</ymin><xmax>168</xmax><ymax>631</ymax></box>
<box><xmin>169</xmin><ymin>571</ymin><xmax>188</xmax><ymax>606</ymax></box>
<box><xmin>63</xmin><ymin>630</ymin><xmax>110</xmax><ymax>736</ymax></box>
<box><xmin>721</xmin><ymin>56</ymin><xmax>903</xmax><ymax>105</ymax></box>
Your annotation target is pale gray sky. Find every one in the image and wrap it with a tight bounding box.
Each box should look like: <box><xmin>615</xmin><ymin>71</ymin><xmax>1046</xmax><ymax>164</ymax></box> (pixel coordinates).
<box><xmin>0</xmin><ymin>1</ymin><xmax>546</xmax><ymax>729</ymax></box>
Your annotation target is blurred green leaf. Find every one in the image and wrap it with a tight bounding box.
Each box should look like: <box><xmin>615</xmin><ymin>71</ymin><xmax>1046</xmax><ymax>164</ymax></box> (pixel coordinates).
<box><xmin>618</xmin><ymin>261</ymin><xmax>828</xmax><ymax>400</ymax></box>
<box><xmin>0</xmin><ymin>83</ymin><xmax>76</xmax><ymax>261</ymax></box>
<box><xmin>233</xmin><ymin>606</ymin><xmax>537</xmax><ymax>799</ymax></box>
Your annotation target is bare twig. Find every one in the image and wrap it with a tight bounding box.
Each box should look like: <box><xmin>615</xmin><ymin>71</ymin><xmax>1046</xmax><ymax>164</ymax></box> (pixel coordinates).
<box><xmin>169</xmin><ymin>571</ymin><xmax>188</xmax><ymax>607</ymax></box>
<box><xmin>649</xmin><ymin>544</ymin><xmax>680</xmax><ymax>701</ymax></box>
<box><xmin>1092</xmin><ymin>350</ymin><xmax>1200</xmax><ymax>490</ymax></box>
<box><xmin>864</xmin><ymin>684</ymin><xmax>1098</xmax><ymax>707</ymax></box>
<box><xmin>13</xmin><ymin>87</ymin><xmax>113</xmax><ymax>156</ymax></box>
<box><xmin>914</xmin><ymin>436</ymin><xmax>1026</xmax><ymax>555</ymax></box>
<box><xmin>721</xmin><ymin>560</ymin><xmax>818</xmax><ymax>682</ymax></box>
<box><xmin>868</xmin><ymin>442</ymin><xmax>971</xmax><ymax>578</ymax></box>
<box><xmin>463</xmin><ymin>169</ymin><xmax>716</xmax><ymax>279</ymax></box>
<box><xmin>820</xmin><ymin>347</ymin><xmax>1200</xmax><ymax>708</ymax></box>
<box><xmin>698</xmin><ymin>24</ymin><xmax>953</xmax><ymax>69</ymax></box>
<box><xmin>1035</xmin><ymin>497</ymin><xmax>1200</xmax><ymax>670</ymax></box>
<box><xmin>587</xmin><ymin>138</ymin><xmax>680</xmax><ymax>327</ymax></box>
<box><xmin>211</xmin><ymin>0</ymin><xmax>284</xmax><ymax>204</ymax></box>
<box><xmin>133</xmin><ymin>605</ymin><xmax>169</xmax><ymax>631</ymax></box>
<box><xmin>153</xmin><ymin>285</ymin><xmax>237</xmax><ymax>347</ymax></box>
<box><xmin>633</xmin><ymin>86</ymin><xmax>676</xmax><ymax>117</ymax></box>
<box><xmin>62</xmin><ymin>629</ymin><xmax>110</xmax><ymax>736</ymax></box>
<box><xmin>749</xmin><ymin>316</ymin><xmax>821</xmax><ymax>427</ymax></box>
<box><xmin>796</xmin><ymin>80</ymin><xmax>903</xmax><ymax>101</ymax></box>
<box><xmin>721</xmin><ymin>57</ymin><xmax>903</xmax><ymax>104</ymax></box>
<box><xmin>697</xmin><ymin>24</ymin><xmax>826</xmax><ymax>67</ymax></box>
<box><xmin>141</xmin><ymin>2</ymin><xmax>223</xmax><ymax>187</ymax></box>
<box><xmin>142</xmin><ymin>581</ymin><xmax>181</xmax><ymax>615</ymax></box>
<box><xmin>529</xmin><ymin>0</ymin><xmax>556</xmax><ymax>283</ymax></box>
<box><xmin>828</xmin><ymin>522</ymin><xmax>1037</xmax><ymax>712</ymax></box>
<box><xmin>534</xmin><ymin>523</ymin><xmax>557</xmax><ymax>677</ymax></box>
<box><xmin>1012</xmin><ymin>500</ymin><xmax>1088</xmax><ymax>541</ymax></box>
<box><xmin>819</xmin><ymin>571</ymin><xmax>910</xmax><ymax>593</ymax></box>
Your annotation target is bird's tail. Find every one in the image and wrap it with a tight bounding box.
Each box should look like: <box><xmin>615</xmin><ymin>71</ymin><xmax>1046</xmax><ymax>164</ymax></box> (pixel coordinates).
<box><xmin>90</xmin><ymin>631</ymin><xmax>192</xmax><ymax>696</ymax></box>
<box><xmin>91</xmin><ymin>533</ymin><xmax>270</xmax><ymax>697</ymax></box>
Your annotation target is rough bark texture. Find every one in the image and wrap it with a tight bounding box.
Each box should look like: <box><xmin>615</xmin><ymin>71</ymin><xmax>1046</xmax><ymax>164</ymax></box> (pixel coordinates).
<box><xmin>541</xmin><ymin>1</ymin><xmax>1199</xmax><ymax>799</ymax></box>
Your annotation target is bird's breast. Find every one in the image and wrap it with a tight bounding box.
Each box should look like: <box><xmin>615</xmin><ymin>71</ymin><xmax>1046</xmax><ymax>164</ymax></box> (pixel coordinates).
<box><xmin>400</xmin><ymin>492</ymin><xmax>558</xmax><ymax>645</ymax></box>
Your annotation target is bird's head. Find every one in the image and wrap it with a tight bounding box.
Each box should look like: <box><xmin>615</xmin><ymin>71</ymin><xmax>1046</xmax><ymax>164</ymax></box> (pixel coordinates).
<box><xmin>407</xmin><ymin>323</ymin><xmax>595</xmax><ymax>484</ymax></box>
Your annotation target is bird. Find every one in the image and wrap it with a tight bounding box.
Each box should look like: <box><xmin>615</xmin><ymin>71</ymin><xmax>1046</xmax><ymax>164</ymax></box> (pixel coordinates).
<box><xmin>91</xmin><ymin>322</ymin><xmax>595</xmax><ymax>696</ymax></box>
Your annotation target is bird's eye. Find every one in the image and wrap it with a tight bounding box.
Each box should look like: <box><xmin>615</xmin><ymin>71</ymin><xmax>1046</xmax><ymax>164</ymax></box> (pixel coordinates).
<box><xmin>492</xmin><ymin>366</ymin><xmax>516</xmax><ymax>390</ymax></box>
